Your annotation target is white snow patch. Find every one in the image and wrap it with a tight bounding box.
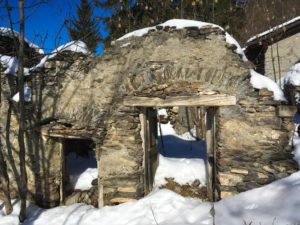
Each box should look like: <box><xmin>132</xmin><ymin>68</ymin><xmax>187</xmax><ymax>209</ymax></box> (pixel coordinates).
<box><xmin>0</xmin><ymin>55</ymin><xmax>18</xmax><ymax>75</ymax></box>
<box><xmin>247</xmin><ymin>16</ymin><xmax>300</xmax><ymax>43</ymax></box>
<box><xmin>278</xmin><ymin>62</ymin><xmax>300</xmax><ymax>89</ymax></box>
<box><xmin>154</xmin><ymin>155</ymin><xmax>206</xmax><ymax>187</ymax></box>
<box><xmin>120</xmin><ymin>42</ymin><xmax>131</xmax><ymax>47</ymax></box>
<box><xmin>3</xmin><ymin>171</ymin><xmax>300</xmax><ymax>225</ymax></box>
<box><xmin>11</xmin><ymin>87</ymin><xmax>32</xmax><ymax>102</ymax></box>
<box><xmin>67</xmin><ymin>152</ymin><xmax>98</xmax><ymax>190</ymax></box>
<box><xmin>0</xmin><ymin>27</ymin><xmax>44</xmax><ymax>54</ymax></box>
<box><xmin>156</xmin><ymin>121</ymin><xmax>207</xmax><ymax>186</ymax></box>
<box><xmin>31</xmin><ymin>41</ymin><xmax>90</xmax><ymax>71</ymax></box>
<box><xmin>158</xmin><ymin>108</ymin><xmax>168</xmax><ymax>117</ymax></box>
<box><xmin>250</xmin><ymin>69</ymin><xmax>286</xmax><ymax>101</ymax></box>
<box><xmin>0</xmin><ymin>55</ymin><xmax>31</xmax><ymax>76</ymax></box>
<box><xmin>292</xmin><ymin>133</ymin><xmax>300</xmax><ymax>166</ymax></box>
<box><xmin>118</xmin><ymin>19</ymin><xmax>247</xmax><ymax>61</ymax></box>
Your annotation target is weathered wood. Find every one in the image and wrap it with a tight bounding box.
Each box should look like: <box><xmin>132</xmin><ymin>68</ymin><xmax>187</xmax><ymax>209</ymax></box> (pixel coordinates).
<box><xmin>98</xmin><ymin>184</ymin><xmax>104</xmax><ymax>208</ymax></box>
<box><xmin>123</xmin><ymin>95</ymin><xmax>236</xmax><ymax>107</ymax></box>
<box><xmin>205</xmin><ymin>107</ymin><xmax>217</xmax><ymax>201</ymax></box>
<box><xmin>59</xmin><ymin>140</ymin><xmax>65</xmax><ymax>205</ymax></box>
<box><xmin>139</xmin><ymin>109</ymin><xmax>149</xmax><ymax>194</ymax></box>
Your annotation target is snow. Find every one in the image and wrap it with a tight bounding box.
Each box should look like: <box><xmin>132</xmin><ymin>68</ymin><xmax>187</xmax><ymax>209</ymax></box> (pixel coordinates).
<box><xmin>0</xmin><ymin>55</ymin><xmax>18</xmax><ymax>75</ymax></box>
<box><xmin>247</xmin><ymin>16</ymin><xmax>300</xmax><ymax>43</ymax></box>
<box><xmin>154</xmin><ymin>155</ymin><xmax>207</xmax><ymax>187</ymax></box>
<box><xmin>0</xmin><ymin>27</ymin><xmax>44</xmax><ymax>55</ymax></box>
<box><xmin>67</xmin><ymin>152</ymin><xmax>98</xmax><ymax>190</ymax></box>
<box><xmin>117</xmin><ymin>19</ymin><xmax>247</xmax><ymax>61</ymax></box>
<box><xmin>51</xmin><ymin>40</ymin><xmax>89</xmax><ymax>55</ymax></box>
<box><xmin>31</xmin><ymin>41</ymin><xmax>90</xmax><ymax>71</ymax></box>
<box><xmin>3</xmin><ymin>169</ymin><xmax>300</xmax><ymax>225</ymax></box>
<box><xmin>156</xmin><ymin>117</ymin><xmax>207</xmax><ymax>186</ymax></box>
<box><xmin>0</xmin><ymin>54</ymin><xmax>30</xmax><ymax>76</ymax></box>
<box><xmin>11</xmin><ymin>87</ymin><xmax>32</xmax><ymax>102</ymax></box>
<box><xmin>1</xmin><ymin>121</ymin><xmax>300</xmax><ymax>225</ymax></box>
<box><xmin>278</xmin><ymin>62</ymin><xmax>300</xmax><ymax>89</ymax></box>
<box><xmin>250</xmin><ymin>69</ymin><xmax>286</xmax><ymax>101</ymax></box>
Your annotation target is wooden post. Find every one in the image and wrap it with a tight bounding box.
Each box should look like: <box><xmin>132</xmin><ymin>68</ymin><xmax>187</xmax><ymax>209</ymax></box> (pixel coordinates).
<box><xmin>205</xmin><ymin>107</ymin><xmax>216</xmax><ymax>201</ymax></box>
<box><xmin>59</xmin><ymin>139</ymin><xmax>65</xmax><ymax>205</ymax></box>
<box><xmin>98</xmin><ymin>184</ymin><xmax>104</xmax><ymax>208</ymax></box>
<box><xmin>139</xmin><ymin>108</ymin><xmax>149</xmax><ymax>194</ymax></box>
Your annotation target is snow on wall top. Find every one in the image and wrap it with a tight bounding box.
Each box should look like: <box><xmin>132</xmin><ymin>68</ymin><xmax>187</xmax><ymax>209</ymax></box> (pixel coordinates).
<box><xmin>0</xmin><ymin>27</ymin><xmax>44</xmax><ymax>55</ymax></box>
<box><xmin>279</xmin><ymin>62</ymin><xmax>300</xmax><ymax>89</ymax></box>
<box><xmin>31</xmin><ymin>40</ymin><xmax>90</xmax><ymax>71</ymax></box>
<box><xmin>250</xmin><ymin>69</ymin><xmax>286</xmax><ymax>101</ymax></box>
<box><xmin>117</xmin><ymin>19</ymin><xmax>247</xmax><ymax>61</ymax></box>
<box><xmin>247</xmin><ymin>16</ymin><xmax>300</xmax><ymax>43</ymax></box>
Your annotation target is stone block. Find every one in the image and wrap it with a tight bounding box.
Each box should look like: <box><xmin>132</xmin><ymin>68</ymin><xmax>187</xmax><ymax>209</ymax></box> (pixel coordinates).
<box><xmin>219</xmin><ymin>172</ymin><xmax>244</xmax><ymax>186</ymax></box>
<box><xmin>259</xmin><ymin>88</ymin><xmax>273</xmax><ymax>97</ymax></box>
<box><xmin>230</xmin><ymin>168</ymin><xmax>249</xmax><ymax>175</ymax></box>
<box><xmin>277</xmin><ymin>105</ymin><xmax>297</xmax><ymax>117</ymax></box>
<box><xmin>117</xmin><ymin>187</ymin><xmax>136</xmax><ymax>193</ymax></box>
<box><xmin>220</xmin><ymin>191</ymin><xmax>237</xmax><ymax>198</ymax></box>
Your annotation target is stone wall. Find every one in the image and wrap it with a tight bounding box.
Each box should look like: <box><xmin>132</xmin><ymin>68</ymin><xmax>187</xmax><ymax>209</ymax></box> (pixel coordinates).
<box><xmin>1</xmin><ymin>25</ymin><xmax>298</xmax><ymax>207</ymax></box>
<box><xmin>264</xmin><ymin>33</ymin><xmax>300</xmax><ymax>80</ymax></box>
<box><xmin>216</xmin><ymin>87</ymin><xmax>298</xmax><ymax>198</ymax></box>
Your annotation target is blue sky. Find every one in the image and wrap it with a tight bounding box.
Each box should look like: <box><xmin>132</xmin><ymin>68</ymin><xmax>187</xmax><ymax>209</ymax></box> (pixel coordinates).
<box><xmin>0</xmin><ymin>0</ymin><xmax>109</xmax><ymax>54</ymax></box>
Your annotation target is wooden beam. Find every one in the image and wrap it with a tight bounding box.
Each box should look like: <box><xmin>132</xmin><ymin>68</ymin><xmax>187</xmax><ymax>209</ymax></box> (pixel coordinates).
<box><xmin>123</xmin><ymin>95</ymin><xmax>236</xmax><ymax>107</ymax></box>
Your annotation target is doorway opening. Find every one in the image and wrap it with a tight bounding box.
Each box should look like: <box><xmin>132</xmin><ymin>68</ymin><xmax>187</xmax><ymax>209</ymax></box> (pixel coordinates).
<box><xmin>123</xmin><ymin>94</ymin><xmax>236</xmax><ymax>201</ymax></box>
<box><xmin>62</xmin><ymin>138</ymin><xmax>98</xmax><ymax>202</ymax></box>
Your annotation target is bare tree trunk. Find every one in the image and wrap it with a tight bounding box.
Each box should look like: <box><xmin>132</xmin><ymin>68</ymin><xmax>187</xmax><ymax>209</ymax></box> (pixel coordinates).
<box><xmin>0</xmin><ymin>64</ymin><xmax>13</xmax><ymax>215</ymax></box>
<box><xmin>18</xmin><ymin>0</ymin><xmax>28</xmax><ymax>222</ymax></box>
<box><xmin>0</xmin><ymin>137</ymin><xmax>12</xmax><ymax>215</ymax></box>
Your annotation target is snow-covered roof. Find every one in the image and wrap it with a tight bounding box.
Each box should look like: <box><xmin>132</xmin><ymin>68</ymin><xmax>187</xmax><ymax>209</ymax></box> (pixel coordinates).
<box><xmin>0</xmin><ymin>27</ymin><xmax>45</xmax><ymax>55</ymax></box>
<box><xmin>247</xmin><ymin>16</ymin><xmax>300</xmax><ymax>44</ymax></box>
<box><xmin>117</xmin><ymin>19</ymin><xmax>247</xmax><ymax>61</ymax></box>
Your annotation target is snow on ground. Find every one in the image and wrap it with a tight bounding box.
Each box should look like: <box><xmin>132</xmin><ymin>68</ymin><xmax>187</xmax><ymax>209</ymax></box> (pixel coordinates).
<box><xmin>30</xmin><ymin>41</ymin><xmax>90</xmax><ymax>71</ymax></box>
<box><xmin>1</xmin><ymin>115</ymin><xmax>300</xmax><ymax>225</ymax></box>
<box><xmin>0</xmin><ymin>27</ymin><xmax>44</xmax><ymax>55</ymax></box>
<box><xmin>247</xmin><ymin>16</ymin><xmax>300</xmax><ymax>43</ymax></box>
<box><xmin>67</xmin><ymin>152</ymin><xmax>97</xmax><ymax>190</ymax></box>
<box><xmin>117</xmin><ymin>19</ymin><xmax>247</xmax><ymax>61</ymax></box>
<box><xmin>156</xmin><ymin>108</ymin><xmax>207</xmax><ymax>186</ymax></box>
<box><xmin>250</xmin><ymin>69</ymin><xmax>286</xmax><ymax>101</ymax></box>
<box><xmin>154</xmin><ymin>155</ymin><xmax>207</xmax><ymax>187</ymax></box>
<box><xmin>2</xmin><ymin>169</ymin><xmax>300</xmax><ymax>225</ymax></box>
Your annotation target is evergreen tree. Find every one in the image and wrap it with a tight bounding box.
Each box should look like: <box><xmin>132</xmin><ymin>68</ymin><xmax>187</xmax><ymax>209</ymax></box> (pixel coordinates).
<box><xmin>67</xmin><ymin>0</ymin><xmax>102</xmax><ymax>53</ymax></box>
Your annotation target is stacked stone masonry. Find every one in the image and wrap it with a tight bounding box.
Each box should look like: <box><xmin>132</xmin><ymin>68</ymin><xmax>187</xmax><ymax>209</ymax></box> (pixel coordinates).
<box><xmin>0</xmin><ymin>25</ymin><xmax>298</xmax><ymax>207</ymax></box>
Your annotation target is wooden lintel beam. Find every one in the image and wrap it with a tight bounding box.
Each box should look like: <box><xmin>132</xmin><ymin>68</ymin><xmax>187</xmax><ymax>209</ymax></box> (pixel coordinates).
<box><xmin>123</xmin><ymin>95</ymin><xmax>236</xmax><ymax>107</ymax></box>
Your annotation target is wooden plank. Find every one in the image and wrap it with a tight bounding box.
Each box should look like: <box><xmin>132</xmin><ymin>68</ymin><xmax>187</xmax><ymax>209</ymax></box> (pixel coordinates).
<box><xmin>205</xmin><ymin>107</ymin><xmax>216</xmax><ymax>201</ymax></box>
<box><xmin>59</xmin><ymin>139</ymin><xmax>65</xmax><ymax>205</ymax></box>
<box><xmin>123</xmin><ymin>95</ymin><xmax>236</xmax><ymax>107</ymax></box>
<box><xmin>139</xmin><ymin>109</ymin><xmax>149</xmax><ymax>194</ymax></box>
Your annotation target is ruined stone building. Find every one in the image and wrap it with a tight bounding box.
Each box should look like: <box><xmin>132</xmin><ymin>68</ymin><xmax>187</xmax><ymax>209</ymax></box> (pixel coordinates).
<box><xmin>244</xmin><ymin>16</ymin><xmax>300</xmax><ymax>79</ymax></box>
<box><xmin>1</xmin><ymin>20</ymin><xmax>298</xmax><ymax>208</ymax></box>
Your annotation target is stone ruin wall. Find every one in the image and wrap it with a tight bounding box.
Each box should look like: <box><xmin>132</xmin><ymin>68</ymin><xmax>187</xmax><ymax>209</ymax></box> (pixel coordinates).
<box><xmin>0</xmin><ymin>26</ymin><xmax>299</xmax><ymax>207</ymax></box>
<box><xmin>264</xmin><ymin>33</ymin><xmax>300</xmax><ymax>81</ymax></box>
<box><xmin>216</xmin><ymin>88</ymin><xmax>298</xmax><ymax>198</ymax></box>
